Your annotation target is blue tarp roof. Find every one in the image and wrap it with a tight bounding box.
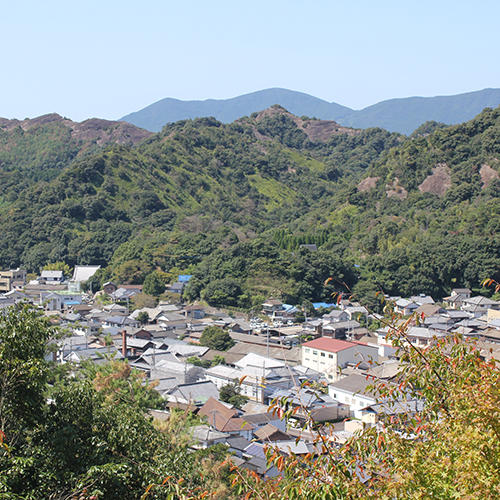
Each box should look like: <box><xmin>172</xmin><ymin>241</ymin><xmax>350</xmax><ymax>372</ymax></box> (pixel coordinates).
<box><xmin>178</xmin><ymin>275</ymin><xmax>192</xmax><ymax>283</ymax></box>
<box><xmin>63</xmin><ymin>300</ymin><xmax>81</xmax><ymax>305</ymax></box>
<box><xmin>312</xmin><ymin>302</ymin><xmax>336</xmax><ymax>309</ymax></box>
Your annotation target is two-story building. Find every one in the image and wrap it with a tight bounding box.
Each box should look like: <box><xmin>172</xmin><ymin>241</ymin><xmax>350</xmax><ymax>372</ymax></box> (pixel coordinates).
<box><xmin>301</xmin><ymin>337</ymin><xmax>378</xmax><ymax>382</ymax></box>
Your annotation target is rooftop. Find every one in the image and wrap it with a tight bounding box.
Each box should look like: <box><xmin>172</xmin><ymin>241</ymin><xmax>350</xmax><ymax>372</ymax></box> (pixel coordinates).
<box><xmin>302</xmin><ymin>337</ymin><xmax>362</xmax><ymax>354</ymax></box>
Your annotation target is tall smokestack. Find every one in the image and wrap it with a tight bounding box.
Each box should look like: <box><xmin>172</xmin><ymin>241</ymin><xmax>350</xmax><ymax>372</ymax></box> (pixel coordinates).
<box><xmin>122</xmin><ymin>330</ymin><xmax>127</xmax><ymax>358</ymax></box>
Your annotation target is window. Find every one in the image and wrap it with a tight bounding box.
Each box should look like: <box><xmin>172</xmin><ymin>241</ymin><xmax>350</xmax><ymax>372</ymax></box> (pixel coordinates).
<box><xmin>328</xmin><ymin>354</ymin><xmax>333</xmax><ymax>359</ymax></box>
<box><xmin>320</xmin><ymin>352</ymin><xmax>325</xmax><ymax>357</ymax></box>
<box><xmin>304</xmin><ymin>347</ymin><xmax>310</xmax><ymax>353</ymax></box>
<box><xmin>313</xmin><ymin>351</ymin><xmax>318</xmax><ymax>355</ymax></box>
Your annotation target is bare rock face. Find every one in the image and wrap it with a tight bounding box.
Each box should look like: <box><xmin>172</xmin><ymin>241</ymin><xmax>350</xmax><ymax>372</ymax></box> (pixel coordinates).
<box><xmin>70</xmin><ymin>118</ymin><xmax>152</xmax><ymax>145</ymax></box>
<box><xmin>357</xmin><ymin>176</ymin><xmax>380</xmax><ymax>192</ymax></box>
<box><xmin>386</xmin><ymin>178</ymin><xmax>408</xmax><ymax>199</ymax></box>
<box><xmin>418</xmin><ymin>163</ymin><xmax>452</xmax><ymax>196</ymax></box>
<box><xmin>253</xmin><ymin>105</ymin><xmax>360</xmax><ymax>142</ymax></box>
<box><xmin>480</xmin><ymin>164</ymin><xmax>499</xmax><ymax>188</ymax></box>
<box><xmin>0</xmin><ymin>113</ymin><xmax>152</xmax><ymax>146</ymax></box>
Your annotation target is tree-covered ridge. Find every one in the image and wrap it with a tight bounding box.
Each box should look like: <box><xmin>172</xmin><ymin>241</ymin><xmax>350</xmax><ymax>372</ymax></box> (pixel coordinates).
<box><xmin>0</xmin><ymin>110</ymin><xmax>398</xmax><ymax>271</ymax></box>
<box><xmin>0</xmin><ymin>113</ymin><xmax>151</xmax><ymax>197</ymax></box>
<box><xmin>0</xmin><ymin>106</ymin><xmax>498</xmax><ymax>304</ymax></box>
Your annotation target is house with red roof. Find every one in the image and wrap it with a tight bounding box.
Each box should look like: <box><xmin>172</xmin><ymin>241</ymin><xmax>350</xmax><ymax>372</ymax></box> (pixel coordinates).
<box><xmin>301</xmin><ymin>337</ymin><xmax>378</xmax><ymax>382</ymax></box>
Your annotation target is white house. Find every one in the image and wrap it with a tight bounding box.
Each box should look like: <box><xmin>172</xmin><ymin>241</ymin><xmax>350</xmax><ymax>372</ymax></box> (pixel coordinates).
<box><xmin>329</xmin><ymin>374</ymin><xmax>379</xmax><ymax>418</ymax></box>
<box><xmin>301</xmin><ymin>337</ymin><xmax>378</xmax><ymax>382</ymax></box>
<box><xmin>39</xmin><ymin>270</ymin><xmax>64</xmax><ymax>284</ymax></box>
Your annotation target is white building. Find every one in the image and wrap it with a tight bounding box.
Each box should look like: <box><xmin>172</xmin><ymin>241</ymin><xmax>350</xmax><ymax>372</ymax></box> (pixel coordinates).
<box><xmin>301</xmin><ymin>337</ymin><xmax>378</xmax><ymax>382</ymax></box>
<box><xmin>329</xmin><ymin>374</ymin><xmax>379</xmax><ymax>418</ymax></box>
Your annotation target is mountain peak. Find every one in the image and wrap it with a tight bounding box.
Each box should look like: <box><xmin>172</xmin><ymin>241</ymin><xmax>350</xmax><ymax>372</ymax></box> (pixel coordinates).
<box><xmin>120</xmin><ymin>87</ymin><xmax>500</xmax><ymax>134</ymax></box>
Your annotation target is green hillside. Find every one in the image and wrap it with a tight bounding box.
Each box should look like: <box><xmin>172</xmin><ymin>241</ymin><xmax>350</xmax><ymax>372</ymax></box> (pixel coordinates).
<box><xmin>0</xmin><ymin>106</ymin><xmax>498</xmax><ymax>305</ymax></box>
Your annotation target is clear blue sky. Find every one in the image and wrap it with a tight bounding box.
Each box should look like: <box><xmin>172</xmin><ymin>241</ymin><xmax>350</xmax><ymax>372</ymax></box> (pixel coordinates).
<box><xmin>1</xmin><ymin>0</ymin><xmax>499</xmax><ymax>121</ymax></box>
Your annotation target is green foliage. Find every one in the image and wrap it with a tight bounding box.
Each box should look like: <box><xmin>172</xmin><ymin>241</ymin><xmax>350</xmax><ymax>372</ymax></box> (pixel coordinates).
<box><xmin>219</xmin><ymin>381</ymin><xmax>248</xmax><ymax>410</ymax></box>
<box><xmin>82</xmin><ymin>359</ymin><xmax>165</xmax><ymax>411</ymax></box>
<box><xmin>43</xmin><ymin>261</ymin><xmax>72</xmax><ymax>278</ymax></box>
<box><xmin>201</xmin><ymin>277</ymin><xmax>243</xmax><ymax>307</ymax></box>
<box><xmin>137</xmin><ymin>311</ymin><xmax>150</xmax><ymax>324</ymax></box>
<box><xmin>186</xmin><ymin>356</ymin><xmax>211</xmax><ymax>368</ymax></box>
<box><xmin>143</xmin><ymin>270</ymin><xmax>165</xmax><ymax>296</ymax></box>
<box><xmin>211</xmin><ymin>354</ymin><xmax>226</xmax><ymax>366</ymax></box>
<box><xmin>199</xmin><ymin>326</ymin><xmax>235</xmax><ymax>351</ymax></box>
<box><xmin>0</xmin><ymin>106</ymin><xmax>497</xmax><ymax>305</ymax></box>
<box><xmin>0</xmin><ymin>304</ymin><xmax>56</xmax><ymax>444</ymax></box>
<box><xmin>82</xmin><ymin>267</ymin><xmax>112</xmax><ymax>292</ymax></box>
<box><xmin>0</xmin><ymin>309</ymin><xmax>233</xmax><ymax>499</ymax></box>
<box><xmin>233</xmin><ymin>326</ymin><xmax>500</xmax><ymax>498</ymax></box>
<box><xmin>131</xmin><ymin>292</ymin><xmax>157</xmax><ymax>310</ymax></box>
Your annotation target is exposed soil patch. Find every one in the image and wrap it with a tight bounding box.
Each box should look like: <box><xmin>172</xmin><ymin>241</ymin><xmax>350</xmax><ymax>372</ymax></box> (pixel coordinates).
<box><xmin>0</xmin><ymin>113</ymin><xmax>152</xmax><ymax>145</ymax></box>
<box><xmin>253</xmin><ymin>106</ymin><xmax>360</xmax><ymax>143</ymax></box>
<box><xmin>358</xmin><ymin>176</ymin><xmax>380</xmax><ymax>192</ymax></box>
<box><xmin>480</xmin><ymin>164</ymin><xmax>499</xmax><ymax>188</ymax></box>
<box><xmin>386</xmin><ymin>178</ymin><xmax>408</xmax><ymax>200</ymax></box>
<box><xmin>418</xmin><ymin>163</ymin><xmax>451</xmax><ymax>196</ymax></box>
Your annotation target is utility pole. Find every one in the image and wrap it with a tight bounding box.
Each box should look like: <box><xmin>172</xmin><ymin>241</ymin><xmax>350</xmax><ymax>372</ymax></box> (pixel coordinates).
<box><xmin>266</xmin><ymin>326</ymin><xmax>270</xmax><ymax>358</ymax></box>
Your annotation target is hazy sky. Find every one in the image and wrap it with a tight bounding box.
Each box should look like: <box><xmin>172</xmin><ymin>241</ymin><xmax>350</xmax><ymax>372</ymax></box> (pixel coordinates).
<box><xmin>1</xmin><ymin>1</ymin><xmax>499</xmax><ymax>121</ymax></box>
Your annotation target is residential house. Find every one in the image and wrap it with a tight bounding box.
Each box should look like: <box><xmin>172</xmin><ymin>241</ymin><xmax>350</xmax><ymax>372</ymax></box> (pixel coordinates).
<box><xmin>270</xmin><ymin>386</ymin><xmax>350</xmax><ymax>423</ymax></box>
<box><xmin>329</xmin><ymin>374</ymin><xmax>381</xmax><ymax>418</ymax></box>
<box><xmin>103</xmin><ymin>303</ymin><xmax>128</xmax><ymax>315</ymax></box>
<box><xmin>63</xmin><ymin>346</ymin><xmax>123</xmax><ymax>365</ymax></box>
<box><xmin>191</xmin><ymin>425</ymin><xmax>229</xmax><ymax>449</ymax></box>
<box><xmin>375</xmin><ymin>325</ymin><xmax>446</xmax><ymax>349</ymax></box>
<box><xmin>39</xmin><ymin>270</ymin><xmax>64</xmax><ymax>284</ymax></box>
<box><xmin>462</xmin><ymin>296</ymin><xmax>500</xmax><ymax>317</ymax></box>
<box><xmin>198</xmin><ymin>397</ymin><xmax>254</xmax><ymax>439</ymax></box>
<box><xmin>110</xmin><ymin>287</ymin><xmax>141</xmax><ymax>302</ymax></box>
<box><xmin>262</xmin><ymin>299</ymin><xmax>283</xmax><ymax>316</ymax></box>
<box><xmin>182</xmin><ymin>304</ymin><xmax>206</xmax><ymax>319</ymax></box>
<box><xmin>70</xmin><ymin>265</ymin><xmax>101</xmax><ymax>291</ymax></box>
<box><xmin>242</xmin><ymin>412</ymin><xmax>287</xmax><ymax>433</ymax></box>
<box><xmin>225</xmin><ymin>436</ymin><xmax>253</xmax><ymax>458</ymax></box>
<box><xmin>0</xmin><ymin>268</ymin><xmax>26</xmax><ymax>292</ymax></box>
<box><xmin>443</xmin><ymin>288</ymin><xmax>472</xmax><ymax>309</ymax></box>
<box><xmin>301</xmin><ymin>337</ymin><xmax>378</xmax><ymax>382</ymax></box>
<box><xmin>322</xmin><ymin>320</ymin><xmax>360</xmax><ymax>339</ymax></box>
<box><xmin>254</xmin><ymin>424</ymin><xmax>290</xmax><ymax>442</ymax></box>
<box><xmin>205</xmin><ymin>353</ymin><xmax>319</xmax><ymax>403</ymax></box>
<box><xmin>410</xmin><ymin>294</ymin><xmax>435</xmax><ymax>306</ymax></box>
<box><xmin>393</xmin><ymin>299</ymin><xmax>419</xmax><ymax>316</ymax></box>
<box><xmin>360</xmin><ymin>399</ymin><xmax>425</xmax><ymax>425</ymax></box>
<box><xmin>165</xmin><ymin>380</ymin><xmax>220</xmax><ymax>406</ymax></box>
<box><xmin>158</xmin><ymin>312</ymin><xmax>187</xmax><ymax>330</ymax></box>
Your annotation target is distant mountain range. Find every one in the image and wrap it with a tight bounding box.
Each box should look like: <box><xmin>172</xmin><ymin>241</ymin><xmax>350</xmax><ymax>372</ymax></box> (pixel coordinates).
<box><xmin>120</xmin><ymin>87</ymin><xmax>500</xmax><ymax>134</ymax></box>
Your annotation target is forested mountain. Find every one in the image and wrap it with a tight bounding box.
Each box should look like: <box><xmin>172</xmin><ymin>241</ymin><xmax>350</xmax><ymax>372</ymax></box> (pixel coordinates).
<box><xmin>0</xmin><ymin>105</ymin><xmax>498</xmax><ymax>306</ymax></box>
<box><xmin>120</xmin><ymin>87</ymin><xmax>500</xmax><ymax>134</ymax></box>
<box><xmin>0</xmin><ymin>113</ymin><xmax>151</xmax><ymax>197</ymax></box>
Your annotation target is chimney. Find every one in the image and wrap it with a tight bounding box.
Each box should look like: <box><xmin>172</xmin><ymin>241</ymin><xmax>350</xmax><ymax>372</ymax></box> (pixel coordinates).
<box><xmin>121</xmin><ymin>329</ymin><xmax>127</xmax><ymax>358</ymax></box>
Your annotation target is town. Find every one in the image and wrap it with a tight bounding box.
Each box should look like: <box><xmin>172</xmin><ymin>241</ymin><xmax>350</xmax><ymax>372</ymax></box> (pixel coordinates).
<box><xmin>1</xmin><ymin>264</ymin><xmax>499</xmax><ymax>480</ymax></box>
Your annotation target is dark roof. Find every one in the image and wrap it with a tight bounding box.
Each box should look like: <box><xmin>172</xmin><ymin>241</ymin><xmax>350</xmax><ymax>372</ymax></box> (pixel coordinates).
<box><xmin>330</xmin><ymin>374</ymin><xmax>379</xmax><ymax>397</ymax></box>
<box><xmin>199</xmin><ymin>398</ymin><xmax>255</xmax><ymax>433</ymax></box>
<box><xmin>225</xmin><ymin>436</ymin><xmax>252</xmax><ymax>451</ymax></box>
<box><xmin>242</xmin><ymin>413</ymin><xmax>276</xmax><ymax>425</ymax></box>
<box><xmin>254</xmin><ymin>424</ymin><xmax>290</xmax><ymax>441</ymax></box>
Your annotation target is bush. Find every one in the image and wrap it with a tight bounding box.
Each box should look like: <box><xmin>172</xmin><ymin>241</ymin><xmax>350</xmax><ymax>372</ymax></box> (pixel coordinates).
<box><xmin>199</xmin><ymin>326</ymin><xmax>235</xmax><ymax>351</ymax></box>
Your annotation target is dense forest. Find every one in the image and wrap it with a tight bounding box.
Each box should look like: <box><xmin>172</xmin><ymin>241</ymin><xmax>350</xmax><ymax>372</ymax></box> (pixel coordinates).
<box><xmin>0</xmin><ymin>105</ymin><xmax>498</xmax><ymax>306</ymax></box>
